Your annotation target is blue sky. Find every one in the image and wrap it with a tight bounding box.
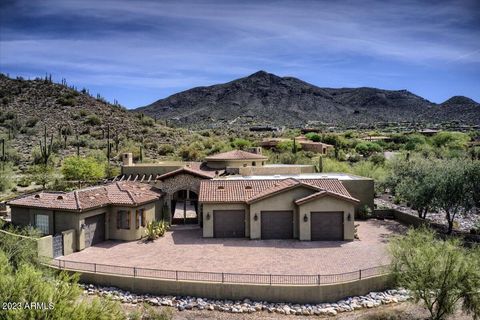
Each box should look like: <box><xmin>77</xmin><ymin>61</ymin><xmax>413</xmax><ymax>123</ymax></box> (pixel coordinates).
<box><xmin>0</xmin><ymin>0</ymin><xmax>479</xmax><ymax>108</ymax></box>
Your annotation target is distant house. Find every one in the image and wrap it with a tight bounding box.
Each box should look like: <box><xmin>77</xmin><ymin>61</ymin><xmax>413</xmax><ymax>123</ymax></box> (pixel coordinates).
<box><xmin>260</xmin><ymin>137</ymin><xmax>334</xmax><ymax>154</ymax></box>
<box><xmin>8</xmin><ymin>182</ymin><xmax>164</xmax><ymax>251</ymax></box>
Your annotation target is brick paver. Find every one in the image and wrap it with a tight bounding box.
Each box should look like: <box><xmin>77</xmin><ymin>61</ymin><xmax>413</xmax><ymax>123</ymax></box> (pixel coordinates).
<box><xmin>59</xmin><ymin>220</ymin><xmax>406</xmax><ymax>275</ymax></box>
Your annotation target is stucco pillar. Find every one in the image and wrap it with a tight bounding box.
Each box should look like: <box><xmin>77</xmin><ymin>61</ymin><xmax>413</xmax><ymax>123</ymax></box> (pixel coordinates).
<box><xmin>298</xmin><ymin>207</ymin><xmax>311</xmax><ymax>241</ymax></box>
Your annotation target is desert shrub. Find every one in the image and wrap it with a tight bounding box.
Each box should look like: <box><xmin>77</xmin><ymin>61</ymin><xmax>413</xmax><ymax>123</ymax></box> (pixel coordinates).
<box><xmin>158</xmin><ymin>144</ymin><xmax>175</xmax><ymax>156</ymax></box>
<box><xmin>355</xmin><ymin>141</ymin><xmax>382</xmax><ymax>156</ymax></box>
<box><xmin>25</xmin><ymin>117</ymin><xmax>39</xmax><ymax>127</ymax></box>
<box><xmin>230</xmin><ymin>138</ymin><xmax>252</xmax><ymax>150</ymax></box>
<box><xmin>0</xmin><ymin>165</ymin><xmax>14</xmax><ymax>192</ymax></box>
<box><xmin>357</xmin><ymin>205</ymin><xmax>373</xmax><ymax>220</ymax></box>
<box><xmin>390</xmin><ymin>228</ymin><xmax>480</xmax><ymax>320</ymax></box>
<box><xmin>432</xmin><ymin>131</ymin><xmax>469</xmax><ymax>150</ymax></box>
<box><xmin>78</xmin><ymin>109</ymin><xmax>89</xmax><ymax>117</ymax></box>
<box><xmin>62</xmin><ymin>156</ymin><xmax>106</xmax><ymax>183</ymax></box>
<box><xmin>322</xmin><ymin>158</ymin><xmax>352</xmax><ymax>173</ymax></box>
<box><xmin>84</xmin><ymin>114</ymin><xmax>102</xmax><ymax>126</ymax></box>
<box><xmin>305</xmin><ymin>132</ymin><xmax>321</xmax><ymax>142</ymax></box>
<box><xmin>140</xmin><ymin>116</ymin><xmax>155</xmax><ymax>126</ymax></box>
<box><xmin>16</xmin><ymin>175</ymin><xmax>32</xmax><ymax>188</ymax></box>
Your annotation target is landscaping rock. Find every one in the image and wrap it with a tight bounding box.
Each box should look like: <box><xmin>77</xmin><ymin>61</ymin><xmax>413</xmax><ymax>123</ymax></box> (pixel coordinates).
<box><xmin>82</xmin><ymin>283</ymin><xmax>412</xmax><ymax>315</ymax></box>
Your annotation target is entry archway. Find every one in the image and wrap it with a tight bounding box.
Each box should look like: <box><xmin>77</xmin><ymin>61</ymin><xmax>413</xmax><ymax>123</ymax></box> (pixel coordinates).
<box><xmin>171</xmin><ymin>190</ymin><xmax>199</xmax><ymax>224</ymax></box>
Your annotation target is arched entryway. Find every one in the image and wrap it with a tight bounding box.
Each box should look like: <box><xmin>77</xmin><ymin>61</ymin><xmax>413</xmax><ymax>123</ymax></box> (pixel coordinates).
<box><xmin>171</xmin><ymin>190</ymin><xmax>199</xmax><ymax>224</ymax></box>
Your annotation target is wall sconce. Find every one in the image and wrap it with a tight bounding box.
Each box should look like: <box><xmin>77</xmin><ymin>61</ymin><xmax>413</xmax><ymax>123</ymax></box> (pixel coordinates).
<box><xmin>303</xmin><ymin>214</ymin><xmax>308</xmax><ymax>222</ymax></box>
<box><xmin>80</xmin><ymin>223</ymin><xmax>86</xmax><ymax>230</ymax></box>
<box><xmin>254</xmin><ymin>213</ymin><xmax>258</xmax><ymax>221</ymax></box>
<box><xmin>347</xmin><ymin>213</ymin><xmax>351</xmax><ymax>221</ymax></box>
<box><xmin>206</xmin><ymin>213</ymin><xmax>211</xmax><ymax>220</ymax></box>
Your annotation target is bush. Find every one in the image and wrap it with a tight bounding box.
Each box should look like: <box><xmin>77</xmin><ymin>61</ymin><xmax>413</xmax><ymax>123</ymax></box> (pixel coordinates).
<box><xmin>62</xmin><ymin>156</ymin><xmax>106</xmax><ymax>183</ymax></box>
<box><xmin>305</xmin><ymin>132</ymin><xmax>321</xmax><ymax>142</ymax></box>
<box><xmin>390</xmin><ymin>228</ymin><xmax>480</xmax><ymax>320</ymax></box>
<box><xmin>158</xmin><ymin>144</ymin><xmax>175</xmax><ymax>156</ymax></box>
<box><xmin>84</xmin><ymin>114</ymin><xmax>102</xmax><ymax>126</ymax></box>
<box><xmin>16</xmin><ymin>175</ymin><xmax>32</xmax><ymax>188</ymax></box>
<box><xmin>140</xmin><ymin>116</ymin><xmax>155</xmax><ymax>126</ymax></box>
<box><xmin>25</xmin><ymin>117</ymin><xmax>39</xmax><ymax>127</ymax></box>
<box><xmin>357</xmin><ymin>205</ymin><xmax>373</xmax><ymax>220</ymax></box>
<box><xmin>355</xmin><ymin>142</ymin><xmax>382</xmax><ymax>156</ymax></box>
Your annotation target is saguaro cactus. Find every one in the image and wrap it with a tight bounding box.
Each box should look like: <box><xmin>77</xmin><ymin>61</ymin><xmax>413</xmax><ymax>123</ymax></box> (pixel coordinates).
<box><xmin>39</xmin><ymin>125</ymin><xmax>53</xmax><ymax>165</ymax></box>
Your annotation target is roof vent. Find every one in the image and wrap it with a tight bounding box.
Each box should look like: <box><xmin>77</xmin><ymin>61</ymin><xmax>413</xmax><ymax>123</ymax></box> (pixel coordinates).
<box><xmin>245</xmin><ymin>186</ymin><xmax>252</xmax><ymax>190</ymax></box>
<box><xmin>217</xmin><ymin>186</ymin><xmax>225</xmax><ymax>190</ymax></box>
<box><xmin>34</xmin><ymin>194</ymin><xmax>41</xmax><ymax>199</ymax></box>
<box><xmin>57</xmin><ymin>195</ymin><xmax>64</xmax><ymax>200</ymax></box>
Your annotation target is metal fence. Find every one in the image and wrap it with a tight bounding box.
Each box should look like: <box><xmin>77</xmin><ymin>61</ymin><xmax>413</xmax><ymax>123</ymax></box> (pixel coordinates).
<box><xmin>50</xmin><ymin>259</ymin><xmax>390</xmax><ymax>286</ymax></box>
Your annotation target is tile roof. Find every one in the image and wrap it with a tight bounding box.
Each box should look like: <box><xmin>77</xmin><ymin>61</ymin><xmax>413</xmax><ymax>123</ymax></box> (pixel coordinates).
<box><xmin>199</xmin><ymin>178</ymin><xmax>355</xmax><ymax>203</ymax></box>
<box><xmin>205</xmin><ymin>150</ymin><xmax>268</xmax><ymax>161</ymax></box>
<box><xmin>294</xmin><ymin>190</ymin><xmax>360</xmax><ymax>205</ymax></box>
<box><xmin>8</xmin><ymin>182</ymin><xmax>163</xmax><ymax>212</ymax></box>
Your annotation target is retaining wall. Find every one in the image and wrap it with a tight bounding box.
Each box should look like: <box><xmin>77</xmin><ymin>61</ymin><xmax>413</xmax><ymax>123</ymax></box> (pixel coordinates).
<box><xmin>73</xmin><ymin>270</ymin><xmax>391</xmax><ymax>304</ymax></box>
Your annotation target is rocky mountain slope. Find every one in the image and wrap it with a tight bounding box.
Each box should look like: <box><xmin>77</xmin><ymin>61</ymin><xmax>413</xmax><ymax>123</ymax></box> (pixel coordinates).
<box><xmin>137</xmin><ymin>71</ymin><xmax>480</xmax><ymax>128</ymax></box>
<box><xmin>0</xmin><ymin>74</ymin><xmax>184</xmax><ymax>166</ymax></box>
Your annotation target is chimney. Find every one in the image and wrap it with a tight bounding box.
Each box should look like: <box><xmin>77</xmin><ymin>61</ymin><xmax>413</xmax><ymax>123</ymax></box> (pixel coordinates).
<box><xmin>123</xmin><ymin>153</ymin><xmax>133</xmax><ymax>166</ymax></box>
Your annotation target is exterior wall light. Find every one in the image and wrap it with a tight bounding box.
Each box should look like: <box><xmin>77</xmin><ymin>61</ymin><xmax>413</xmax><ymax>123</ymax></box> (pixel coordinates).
<box><xmin>254</xmin><ymin>213</ymin><xmax>258</xmax><ymax>221</ymax></box>
<box><xmin>347</xmin><ymin>213</ymin><xmax>351</xmax><ymax>221</ymax></box>
<box><xmin>206</xmin><ymin>213</ymin><xmax>211</xmax><ymax>220</ymax></box>
<box><xmin>303</xmin><ymin>214</ymin><xmax>308</xmax><ymax>222</ymax></box>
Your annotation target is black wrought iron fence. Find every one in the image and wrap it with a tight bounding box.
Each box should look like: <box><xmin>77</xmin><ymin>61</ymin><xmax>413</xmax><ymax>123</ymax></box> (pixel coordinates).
<box><xmin>50</xmin><ymin>259</ymin><xmax>390</xmax><ymax>285</ymax></box>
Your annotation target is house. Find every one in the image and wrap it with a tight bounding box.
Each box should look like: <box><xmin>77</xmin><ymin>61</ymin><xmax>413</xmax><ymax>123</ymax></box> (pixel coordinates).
<box><xmin>199</xmin><ymin>177</ymin><xmax>359</xmax><ymax>241</ymax></box>
<box><xmin>260</xmin><ymin>137</ymin><xmax>334</xmax><ymax>154</ymax></box>
<box><xmin>8</xmin><ymin>181</ymin><xmax>164</xmax><ymax>251</ymax></box>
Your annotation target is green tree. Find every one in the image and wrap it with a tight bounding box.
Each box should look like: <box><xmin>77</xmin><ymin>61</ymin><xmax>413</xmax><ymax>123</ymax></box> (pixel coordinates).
<box><xmin>230</xmin><ymin>138</ymin><xmax>252</xmax><ymax>150</ymax></box>
<box><xmin>395</xmin><ymin>159</ymin><xmax>437</xmax><ymax>219</ymax></box>
<box><xmin>62</xmin><ymin>156</ymin><xmax>105</xmax><ymax>184</ymax></box>
<box><xmin>432</xmin><ymin>131</ymin><xmax>469</xmax><ymax>150</ymax></box>
<box><xmin>433</xmin><ymin>159</ymin><xmax>475</xmax><ymax>234</ymax></box>
<box><xmin>389</xmin><ymin>228</ymin><xmax>480</xmax><ymax>320</ymax></box>
<box><xmin>355</xmin><ymin>142</ymin><xmax>382</xmax><ymax>156</ymax></box>
<box><xmin>305</xmin><ymin>132</ymin><xmax>321</xmax><ymax>142</ymax></box>
<box><xmin>29</xmin><ymin>164</ymin><xmax>55</xmax><ymax>189</ymax></box>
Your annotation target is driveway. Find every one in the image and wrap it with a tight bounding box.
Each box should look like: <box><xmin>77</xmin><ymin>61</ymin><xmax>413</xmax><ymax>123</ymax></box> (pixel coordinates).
<box><xmin>59</xmin><ymin>219</ymin><xmax>406</xmax><ymax>275</ymax></box>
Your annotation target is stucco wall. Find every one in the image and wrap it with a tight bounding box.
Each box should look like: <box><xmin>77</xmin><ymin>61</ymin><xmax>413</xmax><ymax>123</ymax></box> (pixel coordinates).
<box><xmin>75</xmin><ymin>271</ymin><xmax>391</xmax><ymax>304</ymax></box>
<box><xmin>202</xmin><ymin>203</ymin><xmax>249</xmax><ymax>238</ymax></box>
<box><xmin>62</xmin><ymin>229</ymin><xmax>76</xmax><ymax>255</ymax></box>
<box><xmin>239</xmin><ymin>165</ymin><xmax>315</xmax><ymax>176</ymax></box>
<box><xmin>37</xmin><ymin>235</ymin><xmax>53</xmax><ymax>259</ymax></box>
<box><xmin>77</xmin><ymin>208</ymin><xmax>109</xmax><ymax>251</ymax></box>
<box><xmin>249</xmin><ymin>187</ymin><xmax>315</xmax><ymax>239</ymax></box>
<box><xmin>108</xmin><ymin>203</ymin><xmax>156</xmax><ymax>242</ymax></box>
<box><xmin>297</xmin><ymin>197</ymin><xmax>355</xmax><ymax>241</ymax></box>
<box><xmin>207</xmin><ymin>159</ymin><xmax>266</xmax><ymax>169</ymax></box>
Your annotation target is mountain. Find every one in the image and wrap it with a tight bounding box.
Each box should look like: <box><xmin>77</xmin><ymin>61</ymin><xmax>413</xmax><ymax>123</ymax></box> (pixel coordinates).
<box><xmin>0</xmin><ymin>74</ymin><xmax>183</xmax><ymax>166</ymax></box>
<box><xmin>137</xmin><ymin>71</ymin><xmax>480</xmax><ymax>128</ymax></box>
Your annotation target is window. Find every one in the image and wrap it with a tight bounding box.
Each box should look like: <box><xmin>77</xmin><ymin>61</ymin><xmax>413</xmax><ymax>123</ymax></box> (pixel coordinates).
<box><xmin>117</xmin><ymin>210</ymin><xmax>130</xmax><ymax>229</ymax></box>
<box><xmin>136</xmin><ymin>209</ymin><xmax>146</xmax><ymax>229</ymax></box>
<box><xmin>252</xmin><ymin>161</ymin><xmax>256</xmax><ymax>166</ymax></box>
<box><xmin>35</xmin><ymin>214</ymin><xmax>49</xmax><ymax>234</ymax></box>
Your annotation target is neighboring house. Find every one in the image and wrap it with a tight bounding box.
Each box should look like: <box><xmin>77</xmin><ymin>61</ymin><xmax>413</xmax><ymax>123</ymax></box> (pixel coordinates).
<box><xmin>199</xmin><ymin>177</ymin><xmax>359</xmax><ymax>241</ymax></box>
<box><xmin>260</xmin><ymin>137</ymin><xmax>334</xmax><ymax>154</ymax></box>
<box><xmin>8</xmin><ymin>182</ymin><xmax>164</xmax><ymax>251</ymax></box>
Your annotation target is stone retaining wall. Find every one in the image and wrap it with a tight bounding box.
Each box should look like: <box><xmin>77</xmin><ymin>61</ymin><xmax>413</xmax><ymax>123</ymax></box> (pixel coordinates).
<box><xmin>70</xmin><ymin>270</ymin><xmax>391</xmax><ymax>304</ymax></box>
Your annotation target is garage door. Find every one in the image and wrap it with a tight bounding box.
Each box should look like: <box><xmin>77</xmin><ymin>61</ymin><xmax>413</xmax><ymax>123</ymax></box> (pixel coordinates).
<box><xmin>84</xmin><ymin>214</ymin><xmax>105</xmax><ymax>248</ymax></box>
<box><xmin>213</xmin><ymin>210</ymin><xmax>245</xmax><ymax>238</ymax></box>
<box><xmin>311</xmin><ymin>212</ymin><xmax>343</xmax><ymax>241</ymax></box>
<box><xmin>261</xmin><ymin>211</ymin><xmax>293</xmax><ymax>239</ymax></box>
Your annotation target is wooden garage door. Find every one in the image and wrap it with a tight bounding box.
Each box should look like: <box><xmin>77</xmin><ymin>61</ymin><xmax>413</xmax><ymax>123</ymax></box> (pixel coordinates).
<box><xmin>261</xmin><ymin>211</ymin><xmax>293</xmax><ymax>239</ymax></box>
<box><xmin>84</xmin><ymin>214</ymin><xmax>105</xmax><ymax>248</ymax></box>
<box><xmin>311</xmin><ymin>212</ymin><xmax>343</xmax><ymax>241</ymax></box>
<box><xmin>213</xmin><ymin>210</ymin><xmax>245</xmax><ymax>238</ymax></box>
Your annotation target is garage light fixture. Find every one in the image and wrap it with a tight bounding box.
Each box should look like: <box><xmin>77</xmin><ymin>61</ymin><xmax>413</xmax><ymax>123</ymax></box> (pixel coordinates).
<box><xmin>254</xmin><ymin>213</ymin><xmax>258</xmax><ymax>221</ymax></box>
<box><xmin>303</xmin><ymin>214</ymin><xmax>308</xmax><ymax>222</ymax></box>
<box><xmin>347</xmin><ymin>213</ymin><xmax>351</xmax><ymax>221</ymax></box>
<box><xmin>206</xmin><ymin>213</ymin><xmax>211</xmax><ymax>220</ymax></box>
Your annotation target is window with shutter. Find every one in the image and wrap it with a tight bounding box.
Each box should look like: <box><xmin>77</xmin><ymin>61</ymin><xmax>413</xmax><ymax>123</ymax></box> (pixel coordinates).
<box><xmin>126</xmin><ymin>211</ymin><xmax>131</xmax><ymax>229</ymax></box>
<box><xmin>135</xmin><ymin>210</ymin><xmax>140</xmax><ymax>229</ymax></box>
<box><xmin>117</xmin><ymin>211</ymin><xmax>121</xmax><ymax>229</ymax></box>
<box><xmin>141</xmin><ymin>210</ymin><xmax>146</xmax><ymax>227</ymax></box>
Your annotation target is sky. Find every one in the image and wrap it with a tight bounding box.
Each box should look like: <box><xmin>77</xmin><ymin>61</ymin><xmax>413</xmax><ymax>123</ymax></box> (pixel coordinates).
<box><xmin>0</xmin><ymin>0</ymin><xmax>479</xmax><ymax>108</ymax></box>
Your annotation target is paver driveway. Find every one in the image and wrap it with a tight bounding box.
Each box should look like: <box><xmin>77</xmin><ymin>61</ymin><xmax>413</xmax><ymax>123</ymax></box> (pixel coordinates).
<box><xmin>59</xmin><ymin>219</ymin><xmax>406</xmax><ymax>275</ymax></box>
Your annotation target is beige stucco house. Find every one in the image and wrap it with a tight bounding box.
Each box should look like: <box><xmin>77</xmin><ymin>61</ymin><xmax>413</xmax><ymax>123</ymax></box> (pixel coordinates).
<box><xmin>200</xmin><ymin>177</ymin><xmax>359</xmax><ymax>241</ymax></box>
<box><xmin>8</xmin><ymin>182</ymin><xmax>164</xmax><ymax>252</ymax></box>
